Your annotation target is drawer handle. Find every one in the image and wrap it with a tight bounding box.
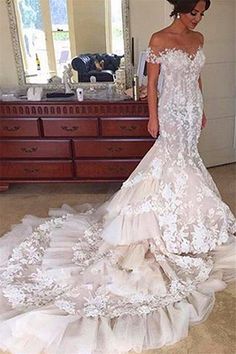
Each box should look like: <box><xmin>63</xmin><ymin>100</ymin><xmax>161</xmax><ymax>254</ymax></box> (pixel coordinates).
<box><xmin>119</xmin><ymin>125</ymin><xmax>137</xmax><ymax>131</ymax></box>
<box><xmin>108</xmin><ymin>166</ymin><xmax>125</xmax><ymax>172</ymax></box>
<box><xmin>21</xmin><ymin>147</ymin><xmax>38</xmax><ymax>153</ymax></box>
<box><xmin>24</xmin><ymin>168</ymin><xmax>39</xmax><ymax>173</ymax></box>
<box><xmin>61</xmin><ymin>126</ymin><xmax>79</xmax><ymax>132</ymax></box>
<box><xmin>3</xmin><ymin>126</ymin><xmax>20</xmax><ymax>132</ymax></box>
<box><xmin>107</xmin><ymin>147</ymin><xmax>123</xmax><ymax>152</ymax></box>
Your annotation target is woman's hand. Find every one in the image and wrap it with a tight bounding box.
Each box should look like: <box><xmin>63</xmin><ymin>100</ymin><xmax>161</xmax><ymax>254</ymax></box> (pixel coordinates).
<box><xmin>148</xmin><ymin>118</ymin><xmax>159</xmax><ymax>138</ymax></box>
<box><xmin>201</xmin><ymin>112</ymin><xmax>207</xmax><ymax>129</ymax></box>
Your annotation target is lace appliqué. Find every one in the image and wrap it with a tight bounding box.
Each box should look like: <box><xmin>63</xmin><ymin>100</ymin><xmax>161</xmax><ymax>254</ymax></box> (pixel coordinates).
<box><xmin>146</xmin><ymin>46</ymin><xmax>203</xmax><ymax>65</ymax></box>
<box><xmin>82</xmin><ymin>276</ymin><xmax>198</xmax><ymax>318</ymax></box>
<box><xmin>72</xmin><ymin>222</ymin><xmax>114</xmax><ymax>273</ymax></box>
<box><xmin>121</xmin><ymin>156</ymin><xmax>164</xmax><ymax>189</ymax></box>
<box><xmin>0</xmin><ymin>215</ymin><xmax>72</xmax><ymax>308</ymax></box>
<box><xmin>150</xmin><ymin>240</ymin><xmax>213</xmax><ymax>283</ymax></box>
<box><xmin>55</xmin><ymin>227</ymin><xmax>214</xmax><ymax>319</ymax></box>
<box><xmin>121</xmin><ymin>162</ymin><xmax>231</xmax><ymax>255</ymax></box>
<box><xmin>146</xmin><ymin>47</ymin><xmax>162</xmax><ymax>64</ymax></box>
<box><xmin>79</xmin><ymin>236</ymin><xmax>213</xmax><ymax>318</ymax></box>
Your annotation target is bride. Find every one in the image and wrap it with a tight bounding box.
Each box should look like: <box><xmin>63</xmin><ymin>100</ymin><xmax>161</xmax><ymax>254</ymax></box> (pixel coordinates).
<box><xmin>0</xmin><ymin>0</ymin><xmax>235</xmax><ymax>353</ymax></box>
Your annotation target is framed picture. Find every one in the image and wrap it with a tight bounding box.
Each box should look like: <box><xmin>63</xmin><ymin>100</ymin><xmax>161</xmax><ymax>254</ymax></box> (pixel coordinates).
<box><xmin>137</xmin><ymin>51</ymin><xmax>148</xmax><ymax>86</ymax></box>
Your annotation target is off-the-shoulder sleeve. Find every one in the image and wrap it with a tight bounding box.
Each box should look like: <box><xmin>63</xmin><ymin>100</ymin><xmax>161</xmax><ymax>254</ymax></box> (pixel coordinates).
<box><xmin>146</xmin><ymin>46</ymin><xmax>162</xmax><ymax>64</ymax></box>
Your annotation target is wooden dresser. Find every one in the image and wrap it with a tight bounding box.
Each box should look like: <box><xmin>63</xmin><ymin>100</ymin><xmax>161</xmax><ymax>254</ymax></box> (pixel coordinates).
<box><xmin>0</xmin><ymin>100</ymin><xmax>154</xmax><ymax>191</ymax></box>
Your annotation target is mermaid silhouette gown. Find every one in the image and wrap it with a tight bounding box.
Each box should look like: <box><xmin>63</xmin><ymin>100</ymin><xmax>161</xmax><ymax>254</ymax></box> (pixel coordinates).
<box><xmin>0</xmin><ymin>46</ymin><xmax>235</xmax><ymax>354</ymax></box>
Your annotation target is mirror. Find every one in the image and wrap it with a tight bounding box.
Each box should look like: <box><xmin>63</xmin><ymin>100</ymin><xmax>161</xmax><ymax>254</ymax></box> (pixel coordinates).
<box><xmin>6</xmin><ymin>0</ymin><xmax>132</xmax><ymax>88</ymax></box>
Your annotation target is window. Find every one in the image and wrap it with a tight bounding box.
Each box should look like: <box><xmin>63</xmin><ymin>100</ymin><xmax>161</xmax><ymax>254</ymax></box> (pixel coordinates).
<box><xmin>105</xmin><ymin>0</ymin><xmax>124</xmax><ymax>55</ymax></box>
<box><xmin>49</xmin><ymin>0</ymin><xmax>71</xmax><ymax>77</ymax></box>
<box><xmin>16</xmin><ymin>0</ymin><xmax>72</xmax><ymax>83</ymax></box>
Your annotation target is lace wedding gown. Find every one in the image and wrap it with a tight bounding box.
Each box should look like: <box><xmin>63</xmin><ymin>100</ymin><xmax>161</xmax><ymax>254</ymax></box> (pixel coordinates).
<box><xmin>0</xmin><ymin>46</ymin><xmax>235</xmax><ymax>354</ymax></box>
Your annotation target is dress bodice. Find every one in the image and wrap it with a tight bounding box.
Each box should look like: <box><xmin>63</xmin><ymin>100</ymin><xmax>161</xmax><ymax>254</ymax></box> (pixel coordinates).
<box><xmin>146</xmin><ymin>46</ymin><xmax>206</xmax><ymax>99</ymax></box>
<box><xmin>146</xmin><ymin>46</ymin><xmax>206</xmax><ymax>155</ymax></box>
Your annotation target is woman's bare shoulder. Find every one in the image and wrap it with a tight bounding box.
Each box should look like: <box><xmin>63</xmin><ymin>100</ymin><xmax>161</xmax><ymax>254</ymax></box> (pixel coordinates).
<box><xmin>192</xmin><ymin>31</ymin><xmax>205</xmax><ymax>46</ymax></box>
<box><xmin>149</xmin><ymin>29</ymin><xmax>170</xmax><ymax>48</ymax></box>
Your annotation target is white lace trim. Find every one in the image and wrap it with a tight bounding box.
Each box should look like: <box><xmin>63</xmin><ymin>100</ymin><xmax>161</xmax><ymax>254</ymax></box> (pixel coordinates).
<box><xmin>0</xmin><ymin>215</ymin><xmax>72</xmax><ymax>307</ymax></box>
<box><xmin>121</xmin><ymin>156</ymin><xmax>164</xmax><ymax>189</ymax></box>
<box><xmin>72</xmin><ymin>222</ymin><xmax>114</xmax><ymax>272</ymax></box>
<box><xmin>146</xmin><ymin>46</ymin><xmax>204</xmax><ymax>65</ymax></box>
<box><xmin>83</xmin><ymin>280</ymin><xmax>196</xmax><ymax>318</ymax></box>
<box><xmin>55</xmin><ymin>233</ymin><xmax>214</xmax><ymax>318</ymax></box>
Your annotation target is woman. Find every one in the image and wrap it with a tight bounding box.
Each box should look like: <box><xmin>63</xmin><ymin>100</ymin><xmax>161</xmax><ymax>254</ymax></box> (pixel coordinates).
<box><xmin>0</xmin><ymin>1</ymin><xmax>235</xmax><ymax>353</ymax></box>
<box><xmin>147</xmin><ymin>0</ymin><xmax>208</xmax><ymax>139</ymax></box>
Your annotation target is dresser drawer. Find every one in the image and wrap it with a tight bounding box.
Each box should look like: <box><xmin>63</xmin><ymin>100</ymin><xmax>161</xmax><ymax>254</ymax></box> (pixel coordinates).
<box><xmin>73</xmin><ymin>139</ymin><xmax>154</xmax><ymax>158</ymax></box>
<box><xmin>0</xmin><ymin>119</ymin><xmax>39</xmax><ymax>137</ymax></box>
<box><xmin>75</xmin><ymin>159</ymin><xmax>140</xmax><ymax>179</ymax></box>
<box><xmin>42</xmin><ymin>118</ymin><xmax>98</xmax><ymax>137</ymax></box>
<box><xmin>0</xmin><ymin>161</ymin><xmax>73</xmax><ymax>179</ymax></box>
<box><xmin>0</xmin><ymin>140</ymin><xmax>71</xmax><ymax>159</ymax></box>
<box><xmin>100</xmin><ymin>118</ymin><xmax>149</xmax><ymax>137</ymax></box>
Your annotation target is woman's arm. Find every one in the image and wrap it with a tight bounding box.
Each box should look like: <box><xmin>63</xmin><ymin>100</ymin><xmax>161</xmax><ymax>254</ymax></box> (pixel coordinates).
<box><xmin>198</xmin><ymin>75</ymin><xmax>207</xmax><ymax>129</ymax></box>
<box><xmin>147</xmin><ymin>35</ymin><xmax>162</xmax><ymax>138</ymax></box>
<box><xmin>196</xmin><ymin>32</ymin><xmax>207</xmax><ymax>129</ymax></box>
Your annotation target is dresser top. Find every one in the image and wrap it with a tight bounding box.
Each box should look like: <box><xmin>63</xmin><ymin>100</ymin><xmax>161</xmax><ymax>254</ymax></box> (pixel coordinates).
<box><xmin>0</xmin><ymin>100</ymin><xmax>149</xmax><ymax>118</ymax></box>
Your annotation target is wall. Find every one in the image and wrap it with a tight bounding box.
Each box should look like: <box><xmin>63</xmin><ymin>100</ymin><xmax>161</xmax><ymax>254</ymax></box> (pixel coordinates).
<box><xmin>197</xmin><ymin>0</ymin><xmax>236</xmax><ymax>166</ymax></box>
<box><xmin>72</xmin><ymin>0</ymin><xmax>106</xmax><ymax>54</ymax></box>
<box><xmin>0</xmin><ymin>0</ymin><xmax>235</xmax><ymax>166</ymax></box>
<box><xmin>130</xmin><ymin>0</ymin><xmax>166</xmax><ymax>68</ymax></box>
<box><xmin>235</xmin><ymin>0</ymin><xmax>236</xmax><ymax>155</ymax></box>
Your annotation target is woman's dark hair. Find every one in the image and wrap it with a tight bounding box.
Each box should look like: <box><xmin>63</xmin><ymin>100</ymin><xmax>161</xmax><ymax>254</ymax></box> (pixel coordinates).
<box><xmin>167</xmin><ymin>0</ymin><xmax>211</xmax><ymax>17</ymax></box>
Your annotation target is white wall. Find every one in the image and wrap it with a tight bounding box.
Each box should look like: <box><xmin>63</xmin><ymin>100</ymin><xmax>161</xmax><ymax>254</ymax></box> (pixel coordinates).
<box><xmin>197</xmin><ymin>0</ymin><xmax>236</xmax><ymax>166</ymax></box>
<box><xmin>0</xmin><ymin>0</ymin><xmax>235</xmax><ymax>166</ymax></box>
<box><xmin>129</xmin><ymin>0</ymin><xmax>166</xmax><ymax>68</ymax></box>
<box><xmin>72</xmin><ymin>0</ymin><xmax>106</xmax><ymax>54</ymax></box>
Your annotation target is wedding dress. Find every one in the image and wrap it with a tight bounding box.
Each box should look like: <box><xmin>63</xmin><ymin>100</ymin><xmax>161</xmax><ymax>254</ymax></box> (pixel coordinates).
<box><xmin>0</xmin><ymin>46</ymin><xmax>235</xmax><ymax>354</ymax></box>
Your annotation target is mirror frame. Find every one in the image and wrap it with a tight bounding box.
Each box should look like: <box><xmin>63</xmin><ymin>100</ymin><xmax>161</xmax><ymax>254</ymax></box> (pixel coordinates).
<box><xmin>6</xmin><ymin>0</ymin><xmax>132</xmax><ymax>89</ymax></box>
